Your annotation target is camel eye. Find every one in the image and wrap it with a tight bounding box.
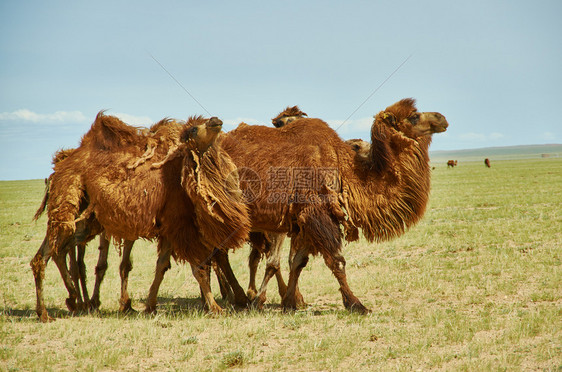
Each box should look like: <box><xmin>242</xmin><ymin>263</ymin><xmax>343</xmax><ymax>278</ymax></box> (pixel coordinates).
<box><xmin>181</xmin><ymin>127</ymin><xmax>198</xmax><ymax>142</ymax></box>
<box><xmin>409</xmin><ymin>114</ymin><xmax>420</xmax><ymax>125</ymax></box>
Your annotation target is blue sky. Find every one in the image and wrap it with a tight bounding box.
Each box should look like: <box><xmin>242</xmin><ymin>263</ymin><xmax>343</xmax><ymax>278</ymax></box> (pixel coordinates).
<box><xmin>1</xmin><ymin>0</ymin><xmax>561</xmax><ymax>180</ymax></box>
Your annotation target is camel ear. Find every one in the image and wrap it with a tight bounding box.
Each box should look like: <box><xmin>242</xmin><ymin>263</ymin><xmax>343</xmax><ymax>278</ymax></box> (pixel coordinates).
<box><xmin>379</xmin><ymin>112</ymin><xmax>397</xmax><ymax>128</ymax></box>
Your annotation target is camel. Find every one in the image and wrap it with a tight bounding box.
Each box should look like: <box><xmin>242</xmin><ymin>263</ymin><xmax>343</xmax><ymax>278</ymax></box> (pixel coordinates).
<box><xmin>447</xmin><ymin>160</ymin><xmax>458</xmax><ymax>168</ymax></box>
<box><xmin>247</xmin><ymin>138</ymin><xmax>372</xmax><ymax>309</ymax></box>
<box><xmin>245</xmin><ymin>106</ymin><xmax>308</xmax><ymax>308</ymax></box>
<box><xmin>219</xmin><ymin>98</ymin><xmax>448</xmax><ymax>313</ymax></box>
<box><xmin>34</xmin><ymin>150</ymin><xmax>133</xmax><ymax>312</ymax></box>
<box><xmin>484</xmin><ymin>158</ymin><xmax>491</xmax><ymax>168</ymax></box>
<box><xmin>31</xmin><ymin>113</ymin><xmax>251</xmax><ymax>322</ymax></box>
<box><xmin>35</xmin><ymin>121</ymin><xmax>238</xmax><ymax>314</ymax></box>
<box><xmin>271</xmin><ymin>105</ymin><xmax>308</xmax><ymax>128</ymax></box>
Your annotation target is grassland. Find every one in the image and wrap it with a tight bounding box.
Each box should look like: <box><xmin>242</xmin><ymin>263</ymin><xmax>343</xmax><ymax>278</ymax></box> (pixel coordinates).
<box><xmin>0</xmin><ymin>158</ymin><xmax>560</xmax><ymax>371</ymax></box>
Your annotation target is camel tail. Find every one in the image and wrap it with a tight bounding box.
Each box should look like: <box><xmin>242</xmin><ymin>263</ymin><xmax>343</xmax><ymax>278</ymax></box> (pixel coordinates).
<box><xmin>33</xmin><ymin>177</ymin><xmax>50</xmax><ymax>221</ymax></box>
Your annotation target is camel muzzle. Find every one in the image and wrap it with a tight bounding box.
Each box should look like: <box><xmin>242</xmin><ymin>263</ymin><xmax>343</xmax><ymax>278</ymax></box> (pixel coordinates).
<box><xmin>207</xmin><ymin>117</ymin><xmax>223</xmax><ymax>129</ymax></box>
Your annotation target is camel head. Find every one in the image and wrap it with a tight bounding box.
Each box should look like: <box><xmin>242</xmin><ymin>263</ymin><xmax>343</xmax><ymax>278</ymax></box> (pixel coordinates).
<box><xmin>345</xmin><ymin>139</ymin><xmax>370</xmax><ymax>160</ymax></box>
<box><xmin>271</xmin><ymin>105</ymin><xmax>308</xmax><ymax>128</ymax></box>
<box><xmin>182</xmin><ymin>116</ymin><xmax>223</xmax><ymax>153</ymax></box>
<box><xmin>376</xmin><ymin>98</ymin><xmax>448</xmax><ymax>140</ymax></box>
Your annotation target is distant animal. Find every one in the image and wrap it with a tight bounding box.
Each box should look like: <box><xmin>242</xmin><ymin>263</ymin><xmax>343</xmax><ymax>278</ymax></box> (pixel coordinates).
<box><xmin>484</xmin><ymin>158</ymin><xmax>491</xmax><ymax>168</ymax></box>
<box><xmin>447</xmin><ymin>160</ymin><xmax>458</xmax><ymax>168</ymax></box>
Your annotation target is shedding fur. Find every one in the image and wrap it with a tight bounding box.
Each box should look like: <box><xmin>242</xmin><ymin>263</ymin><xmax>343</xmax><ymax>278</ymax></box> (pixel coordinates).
<box><xmin>31</xmin><ymin>112</ymin><xmax>251</xmax><ymax>321</ymax></box>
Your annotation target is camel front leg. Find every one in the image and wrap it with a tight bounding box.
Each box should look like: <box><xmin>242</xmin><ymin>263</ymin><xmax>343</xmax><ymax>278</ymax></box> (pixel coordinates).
<box><xmin>145</xmin><ymin>240</ymin><xmax>172</xmax><ymax>314</ymax></box>
<box><xmin>191</xmin><ymin>263</ymin><xmax>222</xmax><ymax>315</ymax></box>
<box><xmin>119</xmin><ymin>240</ymin><xmax>135</xmax><ymax>313</ymax></box>
<box><xmin>90</xmin><ymin>233</ymin><xmax>110</xmax><ymax>311</ymax></box>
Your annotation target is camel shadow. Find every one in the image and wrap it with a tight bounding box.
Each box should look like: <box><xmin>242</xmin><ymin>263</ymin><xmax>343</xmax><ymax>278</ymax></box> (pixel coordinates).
<box><xmin>1</xmin><ymin>298</ymin><xmax>354</xmax><ymax>322</ymax></box>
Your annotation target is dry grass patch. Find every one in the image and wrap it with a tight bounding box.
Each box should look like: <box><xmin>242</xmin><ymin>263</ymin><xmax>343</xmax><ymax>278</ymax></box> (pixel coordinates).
<box><xmin>1</xmin><ymin>159</ymin><xmax>560</xmax><ymax>370</ymax></box>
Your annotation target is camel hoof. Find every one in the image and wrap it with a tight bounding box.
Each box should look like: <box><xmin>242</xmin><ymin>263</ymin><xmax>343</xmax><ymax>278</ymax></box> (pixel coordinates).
<box><xmin>250</xmin><ymin>297</ymin><xmax>265</xmax><ymax>311</ymax></box>
<box><xmin>207</xmin><ymin>306</ymin><xmax>224</xmax><ymax>317</ymax></box>
<box><xmin>347</xmin><ymin>302</ymin><xmax>371</xmax><ymax>315</ymax></box>
<box><xmin>89</xmin><ymin>298</ymin><xmax>101</xmax><ymax>311</ymax></box>
<box><xmin>295</xmin><ymin>292</ymin><xmax>306</xmax><ymax>308</ymax></box>
<box><xmin>65</xmin><ymin>298</ymin><xmax>77</xmax><ymax>312</ymax></box>
<box><xmin>144</xmin><ymin>306</ymin><xmax>157</xmax><ymax>315</ymax></box>
<box><xmin>233</xmin><ymin>295</ymin><xmax>250</xmax><ymax>309</ymax></box>
<box><xmin>39</xmin><ymin>311</ymin><xmax>55</xmax><ymax>323</ymax></box>
<box><xmin>119</xmin><ymin>299</ymin><xmax>135</xmax><ymax>313</ymax></box>
<box><xmin>246</xmin><ymin>289</ymin><xmax>257</xmax><ymax>301</ymax></box>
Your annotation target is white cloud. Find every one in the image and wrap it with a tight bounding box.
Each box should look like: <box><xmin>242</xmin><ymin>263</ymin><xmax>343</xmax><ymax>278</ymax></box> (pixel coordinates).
<box><xmin>328</xmin><ymin>117</ymin><xmax>373</xmax><ymax>138</ymax></box>
<box><xmin>223</xmin><ymin>117</ymin><xmax>261</xmax><ymax>131</ymax></box>
<box><xmin>112</xmin><ymin>112</ymin><xmax>153</xmax><ymax>126</ymax></box>
<box><xmin>542</xmin><ymin>131</ymin><xmax>556</xmax><ymax>141</ymax></box>
<box><xmin>0</xmin><ymin>109</ymin><xmax>88</xmax><ymax>123</ymax></box>
<box><xmin>0</xmin><ymin>109</ymin><xmax>154</xmax><ymax>127</ymax></box>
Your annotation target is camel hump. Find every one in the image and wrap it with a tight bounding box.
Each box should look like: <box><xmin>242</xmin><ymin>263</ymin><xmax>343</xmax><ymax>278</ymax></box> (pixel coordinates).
<box><xmin>82</xmin><ymin>111</ymin><xmax>144</xmax><ymax>150</ymax></box>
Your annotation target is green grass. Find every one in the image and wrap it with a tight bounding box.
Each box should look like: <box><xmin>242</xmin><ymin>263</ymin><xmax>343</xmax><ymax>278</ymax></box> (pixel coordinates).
<box><xmin>1</xmin><ymin>159</ymin><xmax>561</xmax><ymax>371</ymax></box>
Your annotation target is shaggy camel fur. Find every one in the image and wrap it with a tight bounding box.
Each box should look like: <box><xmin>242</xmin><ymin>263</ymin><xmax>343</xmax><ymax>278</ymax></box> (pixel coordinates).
<box><xmin>36</xmin><ymin>122</ymin><xmax>236</xmax><ymax>314</ymax></box>
<box><xmin>220</xmin><ymin>98</ymin><xmax>448</xmax><ymax>313</ymax></box>
<box><xmin>246</xmin><ymin>139</ymin><xmax>372</xmax><ymax>309</ymax></box>
<box><xmin>247</xmin><ymin>113</ymin><xmax>376</xmax><ymax>309</ymax></box>
<box><xmin>34</xmin><ymin>149</ymin><xmax>138</xmax><ymax>313</ymax></box>
<box><xmin>31</xmin><ymin>113</ymin><xmax>251</xmax><ymax>322</ymax></box>
<box><xmin>245</xmin><ymin>106</ymin><xmax>308</xmax><ymax>308</ymax></box>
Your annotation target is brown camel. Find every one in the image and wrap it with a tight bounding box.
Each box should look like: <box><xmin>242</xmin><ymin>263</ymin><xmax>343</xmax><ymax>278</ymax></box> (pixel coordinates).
<box><xmin>36</xmin><ymin>120</ymin><xmax>237</xmax><ymax>314</ymax></box>
<box><xmin>220</xmin><ymin>98</ymin><xmax>448</xmax><ymax>313</ymax></box>
<box><xmin>35</xmin><ymin>171</ymin><xmax>138</xmax><ymax>313</ymax></box>
<box><xmin>245</xmin><ymin>106</ymin><xmax>308</xmax><ymax>308</ymax></box>
<box><xmin>31</xmin><ymin>112</ymin><xmax>251</xmax><ymax>322</ymax></box>
<box><xmin>484</xmin><ymin>158</ymin><xmax>491</xmax><ymax>168</ymax></box>
<box><xmin>246</xmin><ymin>113</ymin><xmax>373</xmax><ymax>309</ymax></box>
<box><xmin>447</xmin><ymin>160</ymin><xmax>458</xmax><ymax>168</ymax></box>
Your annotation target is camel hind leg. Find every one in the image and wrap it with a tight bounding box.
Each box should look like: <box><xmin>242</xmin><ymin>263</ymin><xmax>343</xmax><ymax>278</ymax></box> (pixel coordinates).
<box><xmin>145</xmin><ymin>240</ymin><xmax>172</xmax><ymax>314</ymax></box>
<box><xmin>191</xmin><ymin>263</ymin><xmax>222</xmax><ymax>315</ymax></box>
<box><xmin>90</xmin><ymin>233</ymin><xmax>110</xmax><ymax>311</ymax></box>
<box><xmin>322</xmin><ymin>250</ymin><xmax>369</xmax><ymax>314</ymax></box>
<box><xmin>212</xmin><ymin>259</ymin><xmax>234</xmax><ymax>302</ymax></box>
<box><xmin>213</xmin><ymin>250</ymin><xmax>249</xmax><ymax>308</ymax></box>
<box><xmin>246</xmin><ymin>245</ymin><xmax>262</xmax><ymax>301</ymax></box>
<box><xmin>52</xmin><ymin>238</ymin><xmax>80</xmax><ymax>314</ymax></box>
<box><xmin>30</xmin><ymin>237</ymin><xmax>54</xmax><ymax>322</ymax></box>
<box><xmin>68</xmin><ymin>245</ymin><xmax>86</xmax><ymax>311</ymax></box>
<box><xmin>76</xmin><ymin>242</ymin><xmax>90</xmax><ymax>310</ymax></box>
<box><xmin>281</xmin><ymin>232</ymin><xmax>310</xmax><ymax>311</ymax></box>
<box><xmin>252</xmin><ymin>234</ymin><xmax>283</xmax><ymax>309</ymax></box>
